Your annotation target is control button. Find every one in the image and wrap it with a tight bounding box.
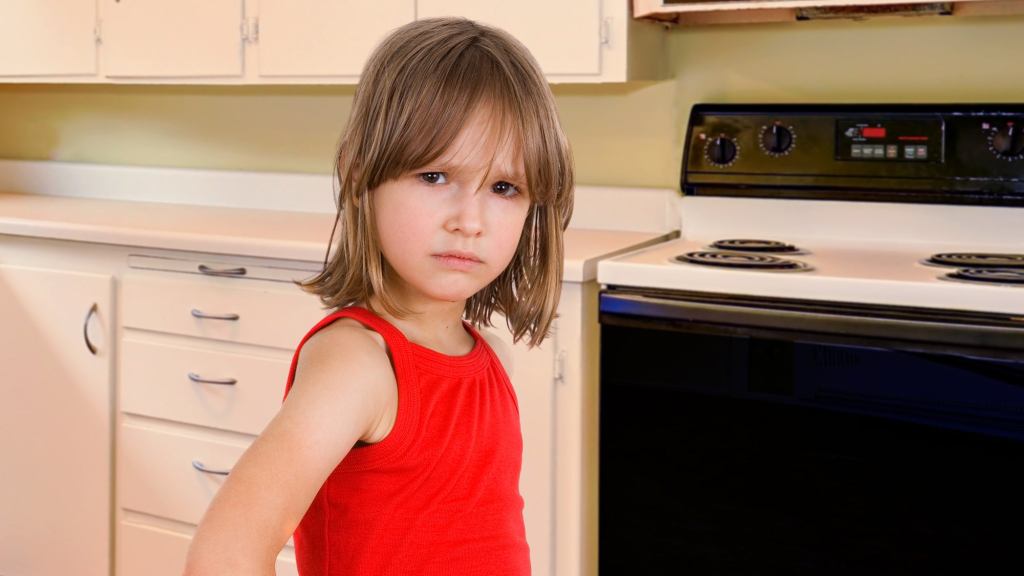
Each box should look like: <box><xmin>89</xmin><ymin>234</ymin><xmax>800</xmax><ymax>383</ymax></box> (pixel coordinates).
<box><xmin>916</xmin><ymin>145</ymin><xmax>928</xmax><ymax>159</ymax></box>
<box><xmin>852</xmin><ymin>145</ymin><xmax>863</xmax><ymax>158</ymax></box>
<box><xmin>886</xmin><ymin>145</ymin><xmax>898</xmax><ymax>159</ymax></box>
<box><xmin>760</xmin><ymin>124</ymin><xmax>795</xmax><ymax>155</ymax></box>
<box><xmin>705</xmin><ymin>135</ymin><xmax>738</xmax><ymax>166</ymax></box>
<box><xmin>989</xmin><ymin>122</ymin><xmax>1024</xmax><ymax>160</ymax></box>
<box><xmin>873</xmin><ymin>145</ymin><xmax>884</xmax><ymax>157</ymax></box>
<box><xmin>904</xmin><ymin>145</ymin><xmax>916</xmax><ymax>159</ymax></box>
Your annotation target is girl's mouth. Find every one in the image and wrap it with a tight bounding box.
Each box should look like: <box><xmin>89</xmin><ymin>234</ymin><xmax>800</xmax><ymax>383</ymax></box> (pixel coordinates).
<box><xmin>433</xmin><ymin>251</ymin><xmax>483</xmax><ymax>270</ymax></box>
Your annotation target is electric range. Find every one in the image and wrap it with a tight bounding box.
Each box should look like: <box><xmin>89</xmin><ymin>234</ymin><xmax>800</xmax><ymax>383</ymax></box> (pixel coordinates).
<box><xmin>595</xmin><ymin>104</ymin><xmax>1024</xmax><ymax>574</ymax></box>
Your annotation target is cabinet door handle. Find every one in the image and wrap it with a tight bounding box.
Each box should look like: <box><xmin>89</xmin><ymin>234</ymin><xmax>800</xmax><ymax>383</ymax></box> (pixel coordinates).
<box><xmin>83</xmin><ymin>302</ymin><xmax>98</xmax><ymax>355</ymax></box>
<box><xmin>198</xmin><ymin>264</ymin><xmax>247</xmax><ymax>277</ymax></box>
<box><xmin>188</xmin><ymin>372</ymin><xmax>238</xmax><ymax>386</ymax></box>
<box><xmin>192</xmin><ymin>460</ymin><xmax>231</xmax><ymax>476</ymax></box>
<box><xmin>191</xmin><ymin>308</ymin><xmax>240</xmax><ymax>321</ymax></box>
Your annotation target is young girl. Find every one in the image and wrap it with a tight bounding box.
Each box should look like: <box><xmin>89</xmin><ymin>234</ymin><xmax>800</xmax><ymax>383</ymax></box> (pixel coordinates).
<box><xmin>183</xmin><ymin>17</ymin><xmax>574</xmax><ymax>576</ymax></box>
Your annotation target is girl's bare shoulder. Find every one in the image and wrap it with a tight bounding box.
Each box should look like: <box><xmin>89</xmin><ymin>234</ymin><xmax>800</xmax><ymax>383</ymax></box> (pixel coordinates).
<box><xmin>295</xmin><ymin>317</ymin><xmax>393</xmax><ymax>392</ymax></box>
<box><xmin>288</xmin><ymin>317</ymin><xmax>397</xmax><ymax>440</ymax></box>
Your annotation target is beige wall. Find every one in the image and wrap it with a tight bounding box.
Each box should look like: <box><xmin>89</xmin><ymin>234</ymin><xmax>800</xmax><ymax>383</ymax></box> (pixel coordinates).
<box><xmin>1</xmin><ymin>13</ymin><xmax>1022</xmax><ymax>190</ymax></box>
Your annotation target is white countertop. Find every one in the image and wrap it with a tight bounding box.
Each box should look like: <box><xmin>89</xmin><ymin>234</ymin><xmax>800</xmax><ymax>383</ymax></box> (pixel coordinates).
<box><xmin>0</xmin><ymin>192</ymin><xmax>672</xmax><ymax>282</ymax></box>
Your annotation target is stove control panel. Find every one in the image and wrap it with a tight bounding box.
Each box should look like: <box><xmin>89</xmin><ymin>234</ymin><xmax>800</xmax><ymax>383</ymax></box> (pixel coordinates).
<box><xmin>836</xmin><ymin>117</ymin><xmax>943</xmax><ymax>163</ymax></box>
<box><xmin>682</xmin><ymin>104</ymin><xmax>1024</xmax><ymax>206</ymax></box>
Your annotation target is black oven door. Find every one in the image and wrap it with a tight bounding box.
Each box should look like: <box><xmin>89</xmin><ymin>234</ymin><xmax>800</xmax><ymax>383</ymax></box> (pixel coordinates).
<box><xmin>599</xmin><ymin>288</ymin><xmax>1024</xmax><ymax>575</ymax></box>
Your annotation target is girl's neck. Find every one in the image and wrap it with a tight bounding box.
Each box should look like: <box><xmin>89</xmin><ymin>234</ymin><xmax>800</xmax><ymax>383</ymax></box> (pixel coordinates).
<box><xmin>364</xmin><ymin>295</ymin><xmax>475</xmax><ymax>356</ymax></box>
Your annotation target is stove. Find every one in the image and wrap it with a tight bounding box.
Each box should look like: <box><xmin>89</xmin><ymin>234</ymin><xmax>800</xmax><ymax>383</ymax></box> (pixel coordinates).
<box><xmin>596</xmin><ymin>104</ymin><xmax>1024</xmax><ymax>574</ymax></box>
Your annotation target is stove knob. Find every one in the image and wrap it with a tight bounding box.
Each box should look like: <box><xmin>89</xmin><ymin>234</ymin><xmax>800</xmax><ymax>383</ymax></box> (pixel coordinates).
<box><xmin>706</xmin><ymin>135</ymin><xmax>738</xmax><ymax>166</ymax></box>
<box><xmin>990</xmin><ymin>123</ymin><xmax>1024</xmax><ymax>160</ymax></box>
<box><xmin>761</xmin><ymin>124</ymin><xmax>794</xmax><ymax>155</ymax></box>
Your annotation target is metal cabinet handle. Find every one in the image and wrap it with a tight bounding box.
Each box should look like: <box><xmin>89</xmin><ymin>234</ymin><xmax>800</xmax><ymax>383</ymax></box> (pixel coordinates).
<box><xmin>192</xmin><ymin>460</ymin><xmax>231</xmax><ymax>476</ymax></box>
<box><xmin>191</xmin><ymin>308</ymin><xmax>240</xmax><ymax>321</ymax></box>
<box><xmin>83</xmin><ymin>303</ymin><xmax>98</xmax><ymax>355</ymax></box>
<box><xmin>188</xmin><ymin>372</ymin><xmax>238</xmax><ymax>386</ymax></box>
<box><xmin>198</xmin><ymin>264</ymin><xmax>247</xmax><ymax>277</ymax></box>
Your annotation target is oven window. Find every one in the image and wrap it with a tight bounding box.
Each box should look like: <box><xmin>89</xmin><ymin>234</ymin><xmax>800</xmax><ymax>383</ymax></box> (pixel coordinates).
<box><xmin>600</xmin><ymin>321</ymin><xmax>1024</xmax><ymax>574</ymax></box>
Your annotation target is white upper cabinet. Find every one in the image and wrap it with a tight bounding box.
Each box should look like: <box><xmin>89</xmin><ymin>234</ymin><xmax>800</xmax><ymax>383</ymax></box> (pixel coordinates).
<box><xmin>258</xmin><ymin>0</ymin><xmax>414</xmax><ymax>77</ymax></box>
<box><xmin>419</xmin><ymin>0</ymin><xmax>663</xmax><ymax>83</ymax></box>
<box><xmin>0</xmin><ymin>0</ymin><xmax>664</xmax><ymax>83</ymax></box>
<box><xmin>419</xmin><ymin>0</ymin><xmax>601</xmax><ymax>76</ymax></box>
<box><xmin>0</xmin><ymin>0</ymin><xmax>97</xmax><ymax>76</ymax></box>
<box><xmin>100</xmin><ymin>0</ymin><xmax>245</xmax><ymax>78</ymax></box>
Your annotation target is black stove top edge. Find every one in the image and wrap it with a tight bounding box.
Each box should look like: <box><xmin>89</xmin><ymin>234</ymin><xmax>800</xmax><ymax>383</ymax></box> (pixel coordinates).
<box><xmin>600</xmin><ymin>285</ymin><xmax>1024</xmax><ymax>329</ymax></box>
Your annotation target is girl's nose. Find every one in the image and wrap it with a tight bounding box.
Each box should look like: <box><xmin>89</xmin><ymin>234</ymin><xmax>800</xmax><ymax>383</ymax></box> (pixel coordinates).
<box><xmin>444</xmin><ymin>188</ymin><xmax>484</xmax><ymax>236</ymax></box>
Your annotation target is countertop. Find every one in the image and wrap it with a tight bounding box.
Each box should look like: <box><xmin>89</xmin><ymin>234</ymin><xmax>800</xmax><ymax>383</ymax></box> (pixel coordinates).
<box><xmin>0</xmin><ymin>192</ymin><xmax>672</xmax><ymax>282</ymax></box>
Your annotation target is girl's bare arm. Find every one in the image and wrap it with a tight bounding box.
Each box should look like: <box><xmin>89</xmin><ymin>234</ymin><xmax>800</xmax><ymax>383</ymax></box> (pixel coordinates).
<box><xmin>182</xmin><ymin>322</ymin><xmax>396</xmax><ymax>575</ymax></box>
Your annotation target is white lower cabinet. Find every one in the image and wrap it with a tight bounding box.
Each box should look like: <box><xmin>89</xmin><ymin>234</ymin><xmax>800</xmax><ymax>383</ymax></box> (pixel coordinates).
<box><xmin>118</xmin><ymin>522</ymin><xmax>298</xmax><ymax>576</ymax></box>
<box><xmin>116</xmin><ymin>258</ymin><xmax>323</xmax><ymax>575</ymax></box>
<box><xmin>0</xmin><ymin>264</ymin><xmax>114</xmax><ymax>576</ymax></box>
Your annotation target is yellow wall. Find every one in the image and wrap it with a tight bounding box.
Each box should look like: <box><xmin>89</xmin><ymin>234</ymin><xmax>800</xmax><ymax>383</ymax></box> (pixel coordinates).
<box><xmin>1</xmin><ymin>13</ymin><xmax>1022</xmax><ymax>189</ymax></box>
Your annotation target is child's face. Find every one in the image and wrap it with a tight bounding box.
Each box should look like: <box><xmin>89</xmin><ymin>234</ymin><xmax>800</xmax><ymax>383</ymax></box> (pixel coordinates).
<box><xmin>372</xmin><ymin>107</ymin><xmax>532</xmax><ymax>310</ymax></box>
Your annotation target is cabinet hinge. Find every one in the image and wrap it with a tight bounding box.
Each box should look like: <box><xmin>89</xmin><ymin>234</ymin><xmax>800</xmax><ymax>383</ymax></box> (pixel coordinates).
<box><xmin>242</xmin><ymin>17</ymin><xmax>259</xmax><ymax>43</ymax></box>
<box><xmin>600</xmin><ymin>17</ymin><xmax>611</xmax><ymax>46</ymax></box>
<box><xmin>94</xmin><ymin>19</ymin><xmax>102</xmax><ymax>44</ymax></box>
<box><xmin>554</xmin><ymin>350</ymin><xmax>567</xmax><ymax>385</ymax></box>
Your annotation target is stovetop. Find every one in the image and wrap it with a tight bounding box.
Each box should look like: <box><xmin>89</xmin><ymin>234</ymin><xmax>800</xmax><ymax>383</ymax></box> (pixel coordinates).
<box><xmin>598</xmin><ymin>196</ymin><xmax>1024</xmax><ymax>316</ymax></box>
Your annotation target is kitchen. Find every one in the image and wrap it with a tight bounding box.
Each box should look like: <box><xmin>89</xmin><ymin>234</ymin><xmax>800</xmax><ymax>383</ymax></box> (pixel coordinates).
<box><xmin>2</xmin><ymin>1</ymin><xmax>1024</xmax><ymax>575</ymax></box>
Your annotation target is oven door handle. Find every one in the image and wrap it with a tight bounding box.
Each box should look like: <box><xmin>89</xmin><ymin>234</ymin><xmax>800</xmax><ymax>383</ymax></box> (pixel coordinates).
<box><xmin>600</xmin><ymin>291</ymin><xmax>1024</xmax><ymax>359</ymax></box>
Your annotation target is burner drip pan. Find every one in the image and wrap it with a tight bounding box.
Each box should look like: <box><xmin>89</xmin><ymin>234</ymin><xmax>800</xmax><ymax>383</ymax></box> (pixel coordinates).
<box><xmin>709</xmin><ymin>238</ymin><xmax>802</xmax><ymax>254</ymax></box>
<box><xmin>943</xmin><ymin>268</ymin><xmax>1024</xmax><ymax>286</ymax></box>
<box><xmin>674</xmin><ymin>250</ymin><xmax>812</xmax><ymax>271</ymax></box>
<box><xmin>925</xmin><ymin>253</ymin><xmax>1024</xmax><ymax>269</ymax></box>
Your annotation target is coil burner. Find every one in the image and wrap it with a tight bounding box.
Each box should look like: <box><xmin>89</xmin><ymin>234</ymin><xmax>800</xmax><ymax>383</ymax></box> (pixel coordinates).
<box><xmin>942</xmin><ymin>268</ymin><xmax>1024</xmax><ymax>286</ymax></box>
<box><xmin>925</xmin><ymin>253</ymin><xmax>1024</xmax><ymax>269</ymax></box>
<box><xmin>673</xmin><ymin>250</ymin><xmax>812</xmax><ymax>271</ymax></box>
<box><xmin>709</xmin><ymin>239</ymin><xmax>802</xmax><ymax>254</ymax></box>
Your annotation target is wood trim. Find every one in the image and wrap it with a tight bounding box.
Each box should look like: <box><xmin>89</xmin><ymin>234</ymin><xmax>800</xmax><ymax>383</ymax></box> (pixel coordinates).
<box><xmin>633</xmin><ymin>0</ymin><xmax>1024</xmax><ymax>23</ymax></box>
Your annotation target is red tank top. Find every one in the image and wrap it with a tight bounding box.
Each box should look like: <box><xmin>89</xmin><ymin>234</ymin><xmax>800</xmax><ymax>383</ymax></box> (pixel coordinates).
<box><xmin>282</xmin><ymin>306</ymin><xmax>530</xmax><ymax>575</ymax></box>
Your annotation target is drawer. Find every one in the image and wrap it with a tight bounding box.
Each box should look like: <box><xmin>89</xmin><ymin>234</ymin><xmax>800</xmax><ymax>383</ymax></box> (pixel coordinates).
<box><xmin>128</xmin><ymin>253</ymin><xmax>320</xmax><ymax>284</ymax></box>
<box><xmin>118</xmin><ymin>521</ymin><xmax>297</xmax><ymax>576</ymax></box>
<box><xmin>119</xmin><ymin>423</ymin><xmax>250</xmax><ymax>526</ymax></box>
<box><xmin>122</xmin><ymin>273</ymin><xmax>326</xmax><ymax>349</ymax></box>
<box><xmin>122</xmin><ymin>337</ymin><xmax>289</xmax><ymax>435</ymax></box>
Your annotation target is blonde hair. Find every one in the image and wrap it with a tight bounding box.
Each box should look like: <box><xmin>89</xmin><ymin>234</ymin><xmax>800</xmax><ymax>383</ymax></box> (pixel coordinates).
<box><xmin>299</xmin><ymin>17</ymin><xmax>574</xmax><ymax>347</ymax></box>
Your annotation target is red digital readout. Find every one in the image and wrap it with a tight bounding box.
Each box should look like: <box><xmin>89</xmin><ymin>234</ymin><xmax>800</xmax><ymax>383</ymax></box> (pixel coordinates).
<box><xmin>862</xmin><ymin>127</ymin><xmax>887</xmax><ymax>138</ymax></box>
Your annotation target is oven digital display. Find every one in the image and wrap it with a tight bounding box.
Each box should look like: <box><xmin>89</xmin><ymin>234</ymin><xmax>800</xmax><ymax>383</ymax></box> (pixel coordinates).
<box><xmin>836</xmin><ymin>117</ymin><xmax>944</xmax><ymax>162</ymax></box>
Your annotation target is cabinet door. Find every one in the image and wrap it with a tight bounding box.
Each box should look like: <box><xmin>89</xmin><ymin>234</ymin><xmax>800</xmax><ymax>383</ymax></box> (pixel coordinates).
<box><xmin>418</xmin><ymin>0</ymin><xmax>601</xmax><ymax>76</ymax></box>
<box><xmin>0</xmin><ymin>0</ymin><xmax>97</xmax><ymax>76</ymax></box>
<box><xmin>0</xmin><ymin>265</ymin><xmax>113</xmax><ymax>576</ymax></box>
<box><xmin>100</xmin><ymin>0</ymin><xmax>244</xmax><ymax>77</ymax></box>
<box><xmin>258</xmin><ymin>0</ymin><xmax>414</xmax><ymax>77</ymax></box>
<box><xmin>487</xmin><ymin>317</ymin><xmax>556</xmax><ymax>576</ymax></box>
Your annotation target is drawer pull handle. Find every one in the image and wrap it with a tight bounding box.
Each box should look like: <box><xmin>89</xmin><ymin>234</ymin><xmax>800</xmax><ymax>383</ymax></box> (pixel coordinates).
<box><xmin>83</xmin><ymin>302</ymin><xmax>98</xmax><ymax>355</ymax></box>
<box><xmin>192</xmin><ymin>460</ymin><xmax>231</xmax><ymax>476</ymax></box>
<box><xmin>188</xmin><ymin>372</ymin><xmax>238</xmax><ymax>386</ymax></box>
<box><xmin>198</xmin><ymin>264</ymin><xmax>247</xmax><ymax>277</ymax></box>
<box><xmin>191</xmin><ymin>308</ymin><xmax>240</xmax><ymax>321</ymax></box>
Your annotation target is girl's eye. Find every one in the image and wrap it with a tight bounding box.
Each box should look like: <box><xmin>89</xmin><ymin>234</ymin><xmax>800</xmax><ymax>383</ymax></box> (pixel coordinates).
<box><xmin>418</xmin><ymin>172</ymin><xmax>447</xmax><ymax>185</ymax></box>
<box><xmin>492</xmin><ymin>181</ymin><xmax>521</xmax><ymax>198</ymax></box>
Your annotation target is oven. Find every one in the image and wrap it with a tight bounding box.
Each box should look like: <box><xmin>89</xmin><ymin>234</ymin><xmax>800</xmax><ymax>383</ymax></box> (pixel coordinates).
<box><xmin>596</xmin><ymin>104</ymin><xmax>1024</xmax><ymax>574</ymax></box>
